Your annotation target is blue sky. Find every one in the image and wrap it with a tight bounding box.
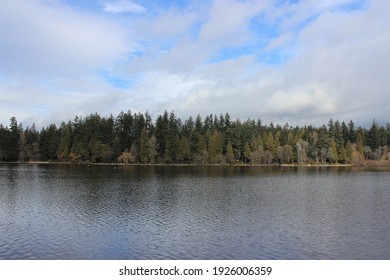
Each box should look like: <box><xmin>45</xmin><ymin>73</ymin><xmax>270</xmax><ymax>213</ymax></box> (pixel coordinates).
<box><xmin>0</xmin><ymin>0</ymin><xmax>389</xmax><ymax>128</ymax></box>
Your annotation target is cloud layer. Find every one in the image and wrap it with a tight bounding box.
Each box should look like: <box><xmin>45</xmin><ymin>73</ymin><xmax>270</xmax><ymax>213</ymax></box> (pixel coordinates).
<box><xmin>102</xmin><ymin>0</ymin><xmax>146</xmax><ymax>14</ymax></box>
<box><xmin>0</xmin><ymin>0</ymin><xmax>389</xmax><ymax>128</ymax></box>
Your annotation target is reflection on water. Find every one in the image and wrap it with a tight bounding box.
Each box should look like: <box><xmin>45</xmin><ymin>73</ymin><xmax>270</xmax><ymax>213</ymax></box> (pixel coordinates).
<box><xmin>1</xmin><ymin>164</ymin><xmax>390</xmax><ymax>259</ymax></box>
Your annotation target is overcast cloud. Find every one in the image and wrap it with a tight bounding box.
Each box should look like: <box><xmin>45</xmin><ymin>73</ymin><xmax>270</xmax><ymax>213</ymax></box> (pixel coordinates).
<box><xmin>0</xmin><ymin>0</ymin><xmax>389</xmax><ymax>128</ymax></box>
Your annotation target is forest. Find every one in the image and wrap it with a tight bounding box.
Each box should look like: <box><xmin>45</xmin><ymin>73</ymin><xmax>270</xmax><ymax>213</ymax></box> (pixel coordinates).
<box><xmin>0</xmin><ymin>111</ymin><xmax>390</xmax><ymax>165</ymax></box>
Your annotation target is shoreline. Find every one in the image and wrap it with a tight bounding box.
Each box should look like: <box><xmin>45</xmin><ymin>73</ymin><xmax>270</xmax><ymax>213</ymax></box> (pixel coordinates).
<box><xmin>1</xmin><ymin>161</ymin><xmax>389</xmax><ymax>167</ymax></box>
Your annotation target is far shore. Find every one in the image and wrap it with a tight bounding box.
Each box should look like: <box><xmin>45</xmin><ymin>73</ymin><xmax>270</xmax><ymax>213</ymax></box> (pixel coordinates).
<box><xmin>2</xmin><ymin>160</ymin><xmax>389</xmax><ymax>167</ymax></box>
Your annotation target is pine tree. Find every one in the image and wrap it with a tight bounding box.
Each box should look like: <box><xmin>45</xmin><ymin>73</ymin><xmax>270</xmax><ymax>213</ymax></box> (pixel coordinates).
<box><xmin>8</xmin><ymin>117</ymin><xmax>20</xmax><ymax>161</ymax></box>
<box><xmin>338</xmin><ymin>147</ymin><xmax>347</xmax><ymax>164</ymax></box>
<box><xmin>207</xmin><ymin>130</ymin><xmax>223</xmax><ymax>163</ymax></box>
<box><xmin>327</xmin><ymin>138</ymin><xmax>338</xmax><ymax>163</ymax></box>
<box><xmin>139</xmin><ymin>128</ymin><xmax>151</xmax><ymax>164</ymax></box>
<box><xmin>155</xmin><ymin>111</ymin><xmax>169</xmax><ymax>160</ymax></box>
<box><xmin>267</xmin><ymin>132</ymin><xmax>277</xmax><ymax>157</ymax></box>
<box><xmin>243</xmin><ymin>142</ymin><xmax>251</xmax><ymax>164</ymax></box>
<box><xmin>57</xmin><ymin>122</ymin><xmax>73</xmax><ymax>161</ymax></box>
<box><xmin>178</xmin><ymin>136</ymin><xmax>191</xmax><ymax>163</ymax></box>
<box><xmin>367</xmin><ymin>119</ymin><xmax>379</xmax><ymax>151</ymax></box>
<box><xmin>226</xmin><ymin>141</ymin><xmax>235</xmax><ymax>164</ymax></box>
<box><xmin>356</xmin><ymin>130</ymin><xmax>365</xmax><ymax>155</ymax></box>
<box><xmin>345</xmin><ymin>141</ymin><xmax>354</xmax><ymax>164</ymax></box>
<box><xmin>347</xmin><ymin>120</ymin><xmax>356</xmax><ymax>143</ymax></box>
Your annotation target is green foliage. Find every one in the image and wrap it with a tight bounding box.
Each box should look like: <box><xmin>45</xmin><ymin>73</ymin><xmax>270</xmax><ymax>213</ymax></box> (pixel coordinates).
<box><xmin>139</xmin><ymin>128</ymin><xmax>151</xmax><ymax>163</ymax></box>
<box><xmin>226</xmin><ymin>141</ymin><xmax>235</xmax><ymax>164</ymax></box>
<box><xmin>243</xmin><ymin>142</ymin><xmax>251</xmax><ymax>164</ymax></box>
<box><xmin>178</xmin><ymin>136</ymin><xmax>191</xmax><ymax>163</ymax></box>
<box><xmin>2</xmin><ymin>112</ymin><xmax>390</xmax><ymax>165</ymax></box>
<box><xmin>207</xmin><ymin>130</ymin><xmax>223</xmax><ymax>163</ymax></box>
<box><xmin>327</xmin><ymin>138</ymin><xmax>338</xmax><ymax>163</ymax></box>
<box><xmin>367</xmin><ymin>119</ymin><xmax>379</xmax><ymax>151</ymax></box>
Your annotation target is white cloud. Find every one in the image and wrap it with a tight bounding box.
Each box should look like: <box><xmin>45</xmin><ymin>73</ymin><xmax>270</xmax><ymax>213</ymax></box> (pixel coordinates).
<box><xmin>264</xmin><ymin>83</ymin><xmax>337</xmax><ymax>116</ymax></box>
<box><xmin>147</xmin><ymin>9</ymin><xmax>199</xmax><ymax>38</ymax></box>
<box><xmin>0</xmin><ymin>0</ymin><xmax>130</xmax><ymax>78</ymax></box>
<box><xmin>199</xmin><ymin>0</ymin><xmax>267</xmax><ymax>47</ymax></box>
<box><xmin>102</xmin><ymin>0</ymin><xmax>145</xmax><ymax>14</ymax></box>
<box><xmin>141</xmin><ymin>0</ymin><xmax>389</xmax><ymax>125</ymax></box>
<box><xmin>1</xmin><ymin>0</ymin><xmax>389</xmax><ymax>128</ymax></box>
<box><xmin>0</xmin><ymin>0</ymin><xmax>134</xmax><ymax>126</ymax></box>
<box><xmin>290</xmin><ymin>1</ymin><xmax>390</xmax><ymax>106</ymax></box>
<box><xmin>266</xmin><ymin>32</ymin><xmax>294</xmax><ymax>51</ymax></box>
<box><xmin>316</xmin><ymin>0</ymin><xmax>360</xmax><ymax>11</ymax></box>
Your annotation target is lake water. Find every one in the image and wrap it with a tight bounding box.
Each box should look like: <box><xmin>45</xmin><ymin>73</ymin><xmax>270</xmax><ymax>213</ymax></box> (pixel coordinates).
<box><xmin>0</xmin><ymin>164</ymin><xmax>389</xmax><ymax>260</ymax></box>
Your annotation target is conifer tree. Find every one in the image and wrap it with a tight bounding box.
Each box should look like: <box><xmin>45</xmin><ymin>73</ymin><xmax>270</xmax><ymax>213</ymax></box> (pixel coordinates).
<box><xmin>139</xmin><ymin>128</ymin><xmax>151</xmax><ymax>163</ymax></box>
<box><xmin>226</xmin><ymin>141</ymin><xmax>235</xmax><ymax>164</ymax></box>
<box><xmin>367</xmin><ymin>119</ymin><xmax>379</xmax><ymax>151</ymax></box>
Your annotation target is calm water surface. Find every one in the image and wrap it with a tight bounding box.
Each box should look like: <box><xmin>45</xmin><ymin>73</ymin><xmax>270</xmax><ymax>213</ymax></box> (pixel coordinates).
<box><xmin>0</xmin><ymin>164</ymin><xmax>389</xmax><ymax>259</ymax></box>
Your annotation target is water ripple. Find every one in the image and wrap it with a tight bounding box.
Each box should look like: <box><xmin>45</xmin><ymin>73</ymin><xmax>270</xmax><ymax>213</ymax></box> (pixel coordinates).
<box><xmin>1</xmin><ymin>164</ymin><xmax>390</xmax><ymax>259</ymax></box>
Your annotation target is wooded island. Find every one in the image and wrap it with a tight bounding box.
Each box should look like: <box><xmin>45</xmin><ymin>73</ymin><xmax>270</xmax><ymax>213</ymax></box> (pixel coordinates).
<box><xmin>1</xmin><ymin>111</ymin><xmax>389</xmax><ymax>166</ymax></box>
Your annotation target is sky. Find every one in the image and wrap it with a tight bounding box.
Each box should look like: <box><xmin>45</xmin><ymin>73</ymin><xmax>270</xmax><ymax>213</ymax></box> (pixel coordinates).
<box><xmin>0</xmin><ymin>0</ymin><xmax>389</xmax><ymax>128</ymax></box>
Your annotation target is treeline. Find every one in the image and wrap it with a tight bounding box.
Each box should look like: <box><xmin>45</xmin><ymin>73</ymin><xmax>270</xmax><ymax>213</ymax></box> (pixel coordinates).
<box><xmin>1</xmin><ymin>111</ymin><xmax>390</xmax><ymax>165</ymax></box>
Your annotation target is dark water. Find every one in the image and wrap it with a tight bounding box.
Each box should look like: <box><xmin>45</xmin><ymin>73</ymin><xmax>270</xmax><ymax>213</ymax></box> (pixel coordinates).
<box><xmin>1</xmin><ymin>164</ymin><xmax>390</xmax><ymax>260</ymax></box>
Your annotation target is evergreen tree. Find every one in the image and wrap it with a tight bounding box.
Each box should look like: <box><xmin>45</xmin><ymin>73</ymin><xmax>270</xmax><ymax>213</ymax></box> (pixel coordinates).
<box><xmin>18</xmin><ymin>129</ymin><xmax>27</xmax><ymax>162</ymax></box>
<box><xmin>8</xmin><ymin>117</ymin><xmax>20</xmax><ymax>161</ymax></box>
<box><xmin>40</xmin><ymin>124</ymin><xmax>60</xmax><ymax>161</ymax></box>
<box><xmin>356</xmin><ymin>130</ymin><xmax>365</xmax><ymax>155</ymax></box>
<box><xmin>194</xmin><ymin>133</ymin><xmax>207</xmax><ymax>164</ymax></box>
<box><xmin>207</xmin><ymin>130</ymin><xmax>223</xmax><ymax>163</ymax></box>
<box><xmin>347</xmin><ymin>120</ymin><xmax>356</xmax><ymax>143</ymax></box>
<box><xmin>378</xmin><ymin>126</ymin><xmax>387</xmax><ymax>148</ymax></box>
<box><xmin>71</xmin><ymin>116</ymin><xmax>89</xmax><ymax>161</ymax></box>
<box><xmin>139</xmin><ymin>128</ymin><xmax>151</xmax><ymax>163</ymax></box>
<box><xmin>167</xmin><ymin>112</ymin><xmax>179</xmax><ymax>162</ymax></box>
<box><xmin>115</xmin><ymin>111</ymin><xmax>135</xmax><ymax>152</ymax></box>
<box><xmin>266</xmin><ymin>132</ymin><xmax>277</xmax><ymax>157</ymax></box>
<box><xmin>334</xmin><ymin>120</ymin><xmax>344</xmax><ymax>151</ymax></box>
<box><xmin>367</xmin><ymin>119</ymin><xmax>379</xmax><ymax>151</ymax></box>
<box><xmin>148</xmin><ymin>135</ymin><xmax>157</xmax><ymax>163</ymax></box>
<box><xmin>182</xmin><ymin>116</ymin><xmax>194</xmax><ymax>139</ymax></box>
<box><xmin>243</xmin><ymin>142</ymin><xmax>251</xmax><ymax>164</ymax></box>
<box><xmin>178</xmin><ymin>136</ymin><xmax>191</xmax><ymax>163</ymax></box>
<box><xmin>23</xmin><ymin>124</ymin><xmax>40</xmax><ymax>161</ymax></box>
<box><xmin>327</xmin><ymin>138</ymin><xmax>338</xmax><ymax>163</ymax></box>
<box><xmin>57</xmin><ymin>122</ymin><xmax>73</xmax><ymax>161</ymax></box>
<box><xmin>345</xmin><ymin>141</ymin><xmax>354</xmax><ymax>163</ymax></box>
<box><xmin>195</xmin><ymin>114</ymin><xmax>203</xmax><ymax>133</ymax></box>
<box><xmin>1</xmin><ymin>110</ymin><xmax>390</xmax><ymax>165</ymax></box>
<box><xmin>387</xmin><ymin>123</ymin><xmax>390</xmax><ymax>146</ymax></box>
<box><xmin>155</xmin><ymin>111</ymin><xmax>169</xmax><ymax>160</ymax></box>
<box><xmin>226</xmin><ymin>140</ymin><xmax>235</xmax><ymax>164</ymax></box>
<box><xmin>338</xmin><ymin>147</ymin><xmax>347</xmax><ymax>164</ymax></box>
<box><xmin>296</xmin><ymin>138</ymin><xmax>308</xmax><ymax>164</ymax></box>
<box><xmin>282</xmin><ymin>144</ymin><xmax>293</xmax><ymax>164</ymax></box>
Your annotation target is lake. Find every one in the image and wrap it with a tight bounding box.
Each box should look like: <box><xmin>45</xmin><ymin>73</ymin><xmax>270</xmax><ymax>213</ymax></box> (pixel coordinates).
<box><xmin>0</xmin><ymin>163</ymin><xmax>389</xmax><ymax>259</ymax></box>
